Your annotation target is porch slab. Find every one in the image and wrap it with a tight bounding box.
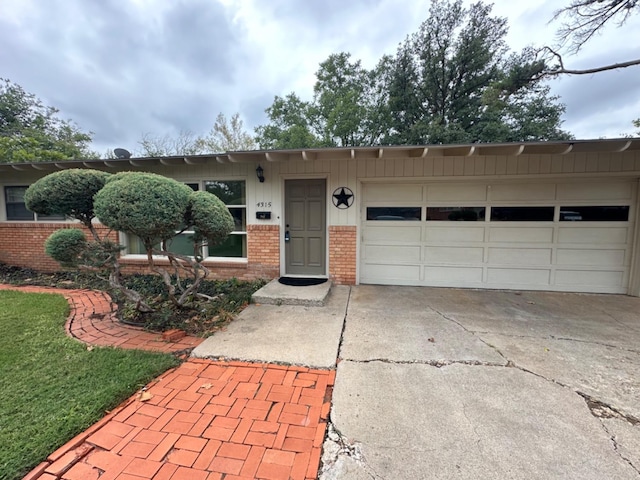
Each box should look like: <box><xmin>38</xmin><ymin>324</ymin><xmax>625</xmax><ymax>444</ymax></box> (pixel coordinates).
<box><xmin>191</xmin><ymin>285</ymin><xmax>348</xmax><ymax>368</ymax></box>
<box><xmin>251</xmin><ymin>278</ymin><xmax>332</xmax><ymax>306</ymax></box>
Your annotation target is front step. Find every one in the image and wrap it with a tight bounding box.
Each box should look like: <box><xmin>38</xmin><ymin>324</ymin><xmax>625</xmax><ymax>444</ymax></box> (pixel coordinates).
<box><xmin>252</xmin><ymin>278</ymin><xmax>332</xmax><ymax>307</ymax></box>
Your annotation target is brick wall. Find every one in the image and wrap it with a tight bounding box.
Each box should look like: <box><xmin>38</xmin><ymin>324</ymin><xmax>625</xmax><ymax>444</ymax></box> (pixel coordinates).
<box><xmin>0</xmin><ymin>222</ymin><xmax>117</xmax><ymax>272</ymax></box>
<box><xmin>246</xmin><ymin>224</ymin><xmax>280</xmax><ymax>279</ymax></box>
<box><xmin>0</xmin><ymin>222</ymin><xmax>281</xmax><ymax>282</ymax></box>
<box><xmin>329</xmin><ymin>226</ymin><xmax>357</xmax><ymax>285</ymax></box>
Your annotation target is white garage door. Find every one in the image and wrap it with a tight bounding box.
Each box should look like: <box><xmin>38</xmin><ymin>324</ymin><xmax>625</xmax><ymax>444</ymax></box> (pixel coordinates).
<box><xmin>360</xmin><ymin>181</ymin><xmax>636</xmax><ymax>294</ymax></box>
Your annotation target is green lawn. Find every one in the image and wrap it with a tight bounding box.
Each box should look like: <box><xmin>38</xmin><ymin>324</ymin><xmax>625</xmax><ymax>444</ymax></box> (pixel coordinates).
<box><xmin>0</xmin><ymin>290</ymin><xmax>179</xmax><ymax>480</ymax></box>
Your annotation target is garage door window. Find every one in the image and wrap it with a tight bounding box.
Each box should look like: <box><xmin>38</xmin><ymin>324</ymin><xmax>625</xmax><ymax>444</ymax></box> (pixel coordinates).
<box><xmin>490</xmin><ymin>206</ymin><xmax>554</xmax><ymax>221</ymax></box>
<box><xmin>366</xmin><ymin>207</ymin><xmax>421</xmax><ymax>221</ymax></box>
<box><xmin>559</xmin><ymin>206</ymin><xmax>629</xmax><ymax>221</ymax></box>
<box><xmin>426</xmin><ymin>207</ymin><xmax>486</xmax><ymax>221</ymax></box>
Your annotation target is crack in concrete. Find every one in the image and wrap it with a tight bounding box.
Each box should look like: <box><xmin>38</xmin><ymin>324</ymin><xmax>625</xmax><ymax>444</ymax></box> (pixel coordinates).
<box><xmin>319</xmin><ymin>422</ymin><xmax>384</xmax><ymax>480</ymax></box>
<box><xmin>334</xmin><ymin>286</ymin><xmax>351</xmax><ymax>365</ymax></box>
<box><xmin>591</xmin><ymin>406</ymin><xmax>640</xmax><ymax>475</ymax></box>
<box><xmin>345</xmin><ymin>358</ymin><xmax>507</xmax><ymax>368</ymax></box>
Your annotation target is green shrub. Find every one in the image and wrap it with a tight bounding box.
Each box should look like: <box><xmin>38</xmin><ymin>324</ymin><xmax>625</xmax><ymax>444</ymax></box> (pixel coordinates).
<box><xmin>94</xmin><ymin>172</ymin><xmax>193</xmax><ymax>250</ymax></box>
<box><xmin>24</xmin><ymin>169</ymin><xmax>111</xmax><ymax>225</ymax></box>
<box><xmin>44</xmin><ymin>229</ymin><xmax>87</xmax><ymax>267</ymax></box>
<box><xmin>189</xmin><ymin>190</ymin><xmax>235</xmax><ymax>246</ymax></box>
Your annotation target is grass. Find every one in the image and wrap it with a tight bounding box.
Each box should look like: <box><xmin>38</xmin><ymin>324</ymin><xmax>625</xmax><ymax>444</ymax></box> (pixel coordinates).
<box><xmin>0</xmin><ymin>290</ymin><xmax>179</xmax><ymax>480</ymax></box>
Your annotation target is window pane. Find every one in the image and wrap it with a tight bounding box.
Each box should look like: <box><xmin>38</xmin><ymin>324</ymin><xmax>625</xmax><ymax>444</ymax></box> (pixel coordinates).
<box><xmin>208</xmin><ymin>234</ymin><xmax>246</xmax><ymax>257</ymax></box>
<box><xmin>490</xmin><ymin>207</ymin><xmax>554</xmax><ymax>222</ymax></box>
<box><xmin>560</xmin><ymin>206</ymin><xmax>629</xmax><ymax>221</ymax></box>
<box><xmin>366</xmin><ymin>207</ymin><xmax>421</xmax><ymax>221</ymax></box>
<box><xmin>5</xmin><ymin>186</ymin><xmax>34</xmax><ymax>220</ymax></box>
<box><xmin>186</xmin><ymin>183</ymin><xmax>199</xmax><ymax>191</ymax></box>
<box><xmin>164</xmin><ymin>234</ymin><xmax>202</xmax><ymax>257</ymax></box>
<box><xmin>228</xmin><ymin>207</ymin><xmax>246</xmax><ymax>231</ymax></box>
<box><xmin>427</xmin><ymin>207</ymin><xmax>485</xmax><ymax>221</ymax></box>
<box><xmin>205</xmin><ymin>181</ymin><xmax>246</xmax><ymax>205</ymax></box>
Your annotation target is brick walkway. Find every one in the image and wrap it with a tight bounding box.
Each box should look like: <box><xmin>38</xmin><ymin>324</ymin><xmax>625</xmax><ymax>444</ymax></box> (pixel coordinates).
<box><xmin>0</xmin><ymin>285</ymin><xmax>203</xmax><ymax>353</ymax></box>
<box><xmin>1</xmin><ymin>285</ymin><xmax>334</xmax><ymax>480</ymax></box>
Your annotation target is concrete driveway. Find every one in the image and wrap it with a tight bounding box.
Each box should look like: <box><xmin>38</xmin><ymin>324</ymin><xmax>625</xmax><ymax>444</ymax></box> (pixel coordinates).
<box><xmin>194</xmin><ymin>285</ymin><xmax>640</xmax><ymax>479</ymax></box>
<box><xmin>322</xmin><ymin>286</ymin><xmax>640</xmax><ymax>479</ymax></box>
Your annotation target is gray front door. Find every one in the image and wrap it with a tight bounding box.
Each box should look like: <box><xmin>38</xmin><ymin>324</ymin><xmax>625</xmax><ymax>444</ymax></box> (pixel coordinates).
<box><xmin>285</xmin><ymin>179</ymin><xmax>326</xmax><ymax>276</ymax></box>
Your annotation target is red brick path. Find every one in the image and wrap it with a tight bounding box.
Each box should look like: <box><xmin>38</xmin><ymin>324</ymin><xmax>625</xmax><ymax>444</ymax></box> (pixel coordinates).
<box><xmin>24</xmin><ymin>360</ymin><xmax>333</xmax><ymax>480</ymax></box>
<box><xmin>0</xmin><ymin>286</ymin><xmax>334</xmax><ymax>480</ymax></box>
<box><xmin>0</xmin><ymin>285</ymin><xmax>202</xmax><ymax>352</ymax></box>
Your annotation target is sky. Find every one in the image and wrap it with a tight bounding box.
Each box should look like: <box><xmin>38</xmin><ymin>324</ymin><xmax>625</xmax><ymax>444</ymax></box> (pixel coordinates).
<box><xmin>1</xmin><ymin>0</ymin><xmax>639</xmax><ymax>155</ymax></box>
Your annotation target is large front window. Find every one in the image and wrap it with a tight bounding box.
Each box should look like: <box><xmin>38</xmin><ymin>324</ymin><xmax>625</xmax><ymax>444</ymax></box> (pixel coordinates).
<box><xmin>126</xmin><ymin>180</ymin><xmax>247</xmax><ymax>259</ymax></box>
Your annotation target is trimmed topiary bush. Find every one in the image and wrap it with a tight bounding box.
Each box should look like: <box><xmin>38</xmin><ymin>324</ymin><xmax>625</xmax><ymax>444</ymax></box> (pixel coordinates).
<box><xmin>94</xmin><ymin>172</ymin><xmax>193</xmax><ymax>250</ymax></box>
<box><xmin>44</xmin><ymin>229</ymin><xmax>87</xmax><ymax>267</ymax></box>
<box><xmin>24</xmin><ymin>169</ymin><xmax>111</xmax><ymax>227</ymax></box>
<box><xmin>189</xmin><ymin>190</ymin><xmax>235</xmax><ymax>246</ymax></box>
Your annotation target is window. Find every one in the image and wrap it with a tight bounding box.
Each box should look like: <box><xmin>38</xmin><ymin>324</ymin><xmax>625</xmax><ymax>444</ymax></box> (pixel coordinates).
<box><xmin>490</xmin><ymin>206</ymin><xmax>554</xmax><ymax>222</ymax></box>
<box><xmin>205</xmin><ymin>181</ymin><xmax>246</xmax><ymax>257</ymax></box>
<box><xmin>366</xmin><ymin>207</ymin><xmax>421</xmax><ymax>221</ymax></box>
<box><xmin>559</xmin><ymin>206</ymin><xmax>629</xmax><ymax>222</ymax></box>
<box><xmin>427</xmin><ymin>207</ymin><xmax>485</xmax><ymax>221</ymax></box>
<box><xmin>4</xmin><ymin>186</ymin><xmax>64</xmax><ymax>221</ymax></box>
<box><xmin>126</xmin><ymin>180</ymin><xmax>247</xmax><ymax>259</ymax></box>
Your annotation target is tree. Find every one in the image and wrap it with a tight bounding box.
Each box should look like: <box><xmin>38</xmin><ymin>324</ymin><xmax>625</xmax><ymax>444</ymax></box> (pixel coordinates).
<box><xmin>137</xmin><ymin>130</ymin><xmax>201</xmax><ymax>157</ymax></box>
<box><xmin>532</xmin><ymin>1</ymin><xmax>640</xmax><ymax>77</ymax></box>
<box><xmin>0</xmin><ymin>79</ymin><xmax>95</xmax><ymax>162</ymax></box>
<box><xmin>255</xmin><ymin>0</ymin><xmax>570</xmax><ymax>147</ymax></box>
<box><xmin>634</xmin><ymin>118</ymin><xmax>640</xmax><ymax>135</ymax></box>
<box><xmin>25</xmin><ymin>169</ymin><xmax>234</xmax><ymax>311</ymax></box>
<box><xmin>553</xmin><ymin>0</ymin><xmax>639</xmax><ymax>53</ymax></box>
<box><xmin>94</xmin><ymin>172</ymin><xmax>234</xmax><ymax>307</ymax></box>
<box><xmin>385</xmin><ymin>0</ymin><xmax>571</xmax><ymax>144</ymax></box>
<box><xmin>195</xmin><ymin>113</ymin><xmax>257</xmax><ymax>152</ymax></box>
<box><xmin>255</xmin><ymin>94</ymin><xmax>323</xmax><ymax>149</ymax></box>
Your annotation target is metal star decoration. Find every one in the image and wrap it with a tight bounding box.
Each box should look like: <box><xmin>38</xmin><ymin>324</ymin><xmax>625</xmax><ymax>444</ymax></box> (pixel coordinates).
<box><xmin>332</xmin><ymin>187</ymin><xmax>354</xmax><ymax>209</ymax></box>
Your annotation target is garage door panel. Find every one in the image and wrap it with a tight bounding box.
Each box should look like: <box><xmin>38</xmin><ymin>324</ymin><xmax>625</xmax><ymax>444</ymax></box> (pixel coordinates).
<box><xmin>425</xmin><ymin>246</ymin><xmax>483</xmax><ymax>263</ymax></box>
<box><xmin>364</xmin><ymin>184</ymin><xmax>422</xmax><ymax>201</ymax></box>
<box><xmin>426</xmin><ymin>184</ymin><xmax>486</xmax><ymax>201</ymax></box>
<box><xmin>423</xmin><ymin>266</ymin><xmax>483</xmax><ymax>283</ymax></box>
<box><xmin>556</xmin><ymin>248</ymin><xmax>626</xmax><ymax>266</ymax></box>
<box><xmin>489</xmin><ymin>227</ymin><xmax>553</xmax><ymax>243</ymax></box>
<box><xmin>488</xmin><ymin>248</ymin><xmax>552</xmax><ymax>265</ymax></box>
<box><xmin>557</xmin><ymin>182</ymin><xmax>632</xmax><ymax>201</ymax></box>
<box><xmin>365</xmin><ymin>245</ymin><xmax>421</xmax><ymax>262</ymax></box>
<box><xmin>555</xmin><ymin>269</ymin><xmax>624</xmax><ymax>287</ymax></box>
<box><xmin>558</xmin><ymin>227</ymin><xmax>628</xmax><ymax>244</ymax></box>
<box><xmin>425</xmin><ymin>226</ymin><xmax>485</xmax><ymax>242</ymax></box>
<box><xmin>364</xmin><ymin>225</ymin><xmax>421</xmax><ymax>242</ymax></box>
<box><xmin>490</xmin><ymin>183</ymin><xmax>555</xmax><ymax>201</ymax></box>
<box><xmin>361</xmin><ymin>264</ymin><xmax>420</xmax><ymax>282</ymax></box>
<box><xmin>487</xmin><ymin>268</ymin><xmax>551</xmax><ymax>285</ymax></box>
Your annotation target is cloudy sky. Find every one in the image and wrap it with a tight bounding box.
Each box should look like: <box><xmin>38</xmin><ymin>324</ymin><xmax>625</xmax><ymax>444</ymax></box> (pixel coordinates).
<box><xmin>1</xmin><ymin>0</ymin><xmax>639</xmax><ymax>155</ymax></box>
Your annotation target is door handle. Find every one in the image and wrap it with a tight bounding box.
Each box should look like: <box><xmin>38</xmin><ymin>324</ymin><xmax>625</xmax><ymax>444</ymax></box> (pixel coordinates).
<box><xmin>285</xmin><ymin>230</ymin><xmax>290</xmax><ymax>242</ymax></box>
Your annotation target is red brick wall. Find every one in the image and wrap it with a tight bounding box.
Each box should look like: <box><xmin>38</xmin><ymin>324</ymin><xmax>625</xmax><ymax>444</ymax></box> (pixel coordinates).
<box><xmin>246</xmin><ymin>224</ymin><xmax>280</xmax><ymax>279</ymax></box>
<box><xmin>0</xmin><ymin>222</ymin><xmax>281</xmax><ymax>282</ymax></box>
<box><xmin>329</xmin><ymin>226</ymin><xmax>357</xmax><ymax>285</ymax></box>
<box><xmin>0</xmin><ymin>222</ymin><xmax>117</xmax><ymax>272</ymax></box>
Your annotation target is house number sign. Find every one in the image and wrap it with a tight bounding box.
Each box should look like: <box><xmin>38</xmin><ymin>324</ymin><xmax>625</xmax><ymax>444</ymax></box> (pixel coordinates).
<box><xmin>332</xmin><ymin>187</ymin><xmax>354</xmax><ymax>209</ymax></box>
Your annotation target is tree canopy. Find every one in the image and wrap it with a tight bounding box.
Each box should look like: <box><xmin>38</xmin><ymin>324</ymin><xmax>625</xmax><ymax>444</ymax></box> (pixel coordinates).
<box><xmin>0</xmin><ymin>79</ymin><xmax>95</xmax><ymax>163</ymax></box>
<box><xmin>255</xmin><ymin>0</ymin><xmax>571</xmax><ymax>148</ymax></box>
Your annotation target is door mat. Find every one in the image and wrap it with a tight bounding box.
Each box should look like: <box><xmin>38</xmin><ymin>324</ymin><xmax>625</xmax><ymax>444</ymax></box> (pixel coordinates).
<box><xmin>278</xmin><ymin>277</ymin><xmax>328</xmax><ymax>287</ymax></box>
